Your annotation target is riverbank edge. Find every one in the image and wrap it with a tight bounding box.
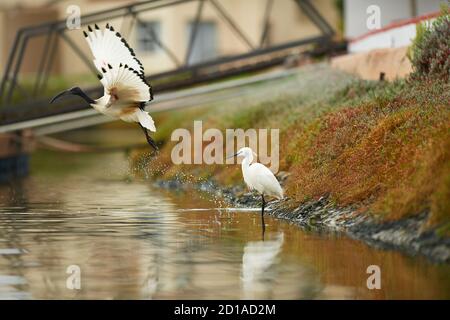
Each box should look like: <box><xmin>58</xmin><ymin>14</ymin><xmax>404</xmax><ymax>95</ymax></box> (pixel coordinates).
<box><xmin>155</xmin><ymin>178</ymin><xmax>450</xmax><ymax>264</ymax></box>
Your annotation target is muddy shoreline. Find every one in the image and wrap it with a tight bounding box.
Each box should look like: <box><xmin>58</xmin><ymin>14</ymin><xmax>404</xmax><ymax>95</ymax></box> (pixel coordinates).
<box><xmin>155</xmin><ymin>178</ymin><xmax>450</xmax><ymax>264</ymax></box>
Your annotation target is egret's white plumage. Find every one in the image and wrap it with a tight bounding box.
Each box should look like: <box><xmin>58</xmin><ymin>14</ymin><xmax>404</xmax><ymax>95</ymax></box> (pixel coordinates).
<box><xmin>231</xmin><ymin>147</ymin><xmax>283</xmax><ymax>236</ymax></box>
<box><xmin>237</xmin><ymin>147</ymin><xmax>283</xmax><ymax>199</ymax></box>
<box><xmin>50</xmin><ymin>23</ymin><xmax>157</xmax><ymax>150</ymax></box>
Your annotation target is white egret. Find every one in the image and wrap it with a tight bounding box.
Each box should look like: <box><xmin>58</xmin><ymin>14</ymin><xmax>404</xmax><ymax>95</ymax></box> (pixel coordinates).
<box><xmin>50</xmin><ymin>24</ymin><xmax>157</xmax><ymax>150</ymax></box>
<box><xmin>229</xmin><ymin>147</ymin><xmax>283</xmax><ymax>235</ymax></box>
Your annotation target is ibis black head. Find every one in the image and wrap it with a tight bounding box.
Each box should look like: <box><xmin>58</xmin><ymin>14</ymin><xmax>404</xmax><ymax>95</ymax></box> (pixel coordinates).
<box><xmin>50</xmin><ymin>86</ymin><xmax>94</xmax><ymax>104</ymax></box>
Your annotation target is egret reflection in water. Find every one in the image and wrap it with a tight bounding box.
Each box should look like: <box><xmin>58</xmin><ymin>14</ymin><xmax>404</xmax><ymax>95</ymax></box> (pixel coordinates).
<box><xmin>241</xmin><ymin>232</ymin><xmax>285</xmax><ymax>299</ymax></box>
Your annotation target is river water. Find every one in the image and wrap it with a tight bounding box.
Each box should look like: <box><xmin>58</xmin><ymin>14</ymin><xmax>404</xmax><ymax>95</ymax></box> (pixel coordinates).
<box><xmin>0</xmin><ymin>145</ymin><xmax>449</xmax><ymax>299</ymax></box>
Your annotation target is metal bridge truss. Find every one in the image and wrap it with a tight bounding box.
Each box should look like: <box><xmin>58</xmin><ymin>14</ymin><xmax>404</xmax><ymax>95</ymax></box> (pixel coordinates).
<box><xmin>0</xmin><ymin>0</ymin><xmax>338</xmax><ymax>127</ymax></box>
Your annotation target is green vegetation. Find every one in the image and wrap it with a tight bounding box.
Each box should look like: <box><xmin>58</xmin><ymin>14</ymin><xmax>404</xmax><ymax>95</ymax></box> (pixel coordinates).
<box><xmin>133</xmin><ymin>61</ymin><xmax>449</xmax><ymax>235</ymax></box>
<box><xmin>132</xmin><ymin>12</ymin><xmax>450</xmax><ymax>235</ymax></box>
<box><xmin>284</xmin><ymin>80</ymin><xmax>449</xmax><ymax>231</ymax></box>
<box><xmin>408</xmin><ymin>5</ymin><xmax>450</xmax><ymax>81</ymax></box>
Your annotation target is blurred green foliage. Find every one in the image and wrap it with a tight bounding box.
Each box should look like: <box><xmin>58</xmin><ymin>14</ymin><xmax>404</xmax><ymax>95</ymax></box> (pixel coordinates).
<box><xmin>408</xmin><ymin>4</ymin><xmax>450</xmax><ymax>81</ymax></box>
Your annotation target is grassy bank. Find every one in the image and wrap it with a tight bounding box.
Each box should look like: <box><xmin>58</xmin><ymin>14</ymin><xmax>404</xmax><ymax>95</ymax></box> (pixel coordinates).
<box><xmin>283</xmin><ymin>79</ymin><xmax>449</xmax><ymax>234</ymax></box>
<box><xmin>133</xmin><ymin>63</ymin><xmax>450</xmax><ymax>236</ymax></box>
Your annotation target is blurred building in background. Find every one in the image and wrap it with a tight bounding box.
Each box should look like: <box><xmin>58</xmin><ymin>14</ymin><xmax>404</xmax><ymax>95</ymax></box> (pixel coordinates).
<box><xmin>0</xmin><ymin>0</ymin><xmax>340</xmax><ymax>77</ymax></box>
<box><xmin>344</xmin><ymin>0</ymin><xmax>445</xmax><ymax>39</ymax></box>
<box><xmin>344</xmin><ymin>0</ymin><xmax>444</xmax><ymax>52</ymax></box>
<box><xmin>331</xmin><ymin>0</ymin><xmax>445</xmax><ymax>80</ymax></box>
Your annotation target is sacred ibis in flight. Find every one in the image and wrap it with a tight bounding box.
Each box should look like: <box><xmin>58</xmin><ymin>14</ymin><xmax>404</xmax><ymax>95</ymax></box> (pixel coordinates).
<box><xmin>50</xmin><ymin>24</ymin><xmax>158</xmax><ymax>150</ymax></box>
<box><xmin>229</xmin><ymin>147</ymin><xmax>283</xmax><ymax>236</ymax></box>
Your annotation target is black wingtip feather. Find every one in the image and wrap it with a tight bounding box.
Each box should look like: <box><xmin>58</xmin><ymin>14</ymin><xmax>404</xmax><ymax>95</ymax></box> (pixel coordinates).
<box><xmin>101</xmin><ymin>67</ymin><xmax>107</xmax><ymax>73</ymax></box>
<box><xmin>83</xmin><ymin>31</ymin><xmax>88</xmax><ymax>37</ymax></box>
<box><xmin>88</xmin><ymin>25</ymin><xmax>93</xmax><ymax>32</ymax></box>
<box><xmin>106</xmin><ymin>23</ymin><xmax>109</xmax><ymax>28</ymax></box>
<box><xmin>97</xmin><ymin>74</ymin><xmax>102</xmax><ymax>80</ymax></box>
<box><xmin>94</xmin><ymin>24</ymin><xmax>99</xmax><ymax>30</ymax></box>
<box><xmin>108</xmin><ymin>63</ymin><xmax>112</xmax><ymax>69</ymax></box>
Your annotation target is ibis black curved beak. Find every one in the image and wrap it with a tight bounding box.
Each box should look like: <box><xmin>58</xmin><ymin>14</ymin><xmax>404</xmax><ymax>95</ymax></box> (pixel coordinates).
<box><xmin>50</xmin><ymin>87</ymin><xmax>94</xmax><ymax>105</ymax></box>
<box><xmin>50</xmin><ymin>90</ymin><xmax>70</xmax><ymax>104</ymax></box>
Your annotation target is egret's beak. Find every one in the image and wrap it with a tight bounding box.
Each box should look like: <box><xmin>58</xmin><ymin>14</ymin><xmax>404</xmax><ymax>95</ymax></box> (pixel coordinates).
<box><xmin>50</xmin><ymin>90</ymin><xmax>71</xmax><ymax>104</ymax></box>
<box><xmin>226</xmin><ymin>152</ymin><xmax>239</xmax><ymax>159</ymax></box>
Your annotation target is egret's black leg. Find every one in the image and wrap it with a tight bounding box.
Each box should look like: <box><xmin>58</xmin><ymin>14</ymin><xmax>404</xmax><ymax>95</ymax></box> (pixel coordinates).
<box><xmin>139</xmin><ymin>124</ymin><xmax>159</xmax><ymax>152</ymax></box>
<box><xmin>261</xmin><ymin>194</ymin><xmax>266</xmax><ymax>241</ymax></box>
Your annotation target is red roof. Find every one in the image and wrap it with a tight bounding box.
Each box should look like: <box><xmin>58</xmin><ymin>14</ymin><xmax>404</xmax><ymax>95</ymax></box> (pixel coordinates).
<box><xmin>350</xmin><ymin>11</ymin><xmax>441</xmax><ymax>43</ymax></box>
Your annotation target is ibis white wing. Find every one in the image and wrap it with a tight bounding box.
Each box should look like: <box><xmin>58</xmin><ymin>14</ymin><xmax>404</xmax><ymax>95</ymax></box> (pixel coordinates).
<box><xmin>99</xmin><ymin>64</ymin><xmax>152</xmax><ymax>103</ymax></box>
<box><xmin>84</xmin><ymin>24</ymin><xmax>144</xmax><ymax>75</ymax></box>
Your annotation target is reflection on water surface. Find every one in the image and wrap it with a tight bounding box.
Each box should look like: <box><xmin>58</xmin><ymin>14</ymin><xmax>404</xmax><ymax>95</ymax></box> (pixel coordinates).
<box><xmin>0</xmin><ymin>149</ymin><xmax>449</xmax><ymax>299</ymax></box>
